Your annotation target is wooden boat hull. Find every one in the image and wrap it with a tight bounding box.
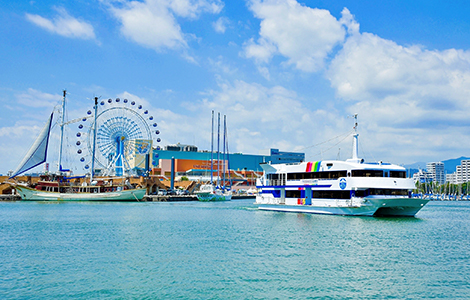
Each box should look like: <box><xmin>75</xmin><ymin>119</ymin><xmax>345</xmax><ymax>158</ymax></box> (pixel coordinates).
<box><xmin>14</xmin><ymin>185</ymin><xmax>146</xmax><ymax>201</ymax></box>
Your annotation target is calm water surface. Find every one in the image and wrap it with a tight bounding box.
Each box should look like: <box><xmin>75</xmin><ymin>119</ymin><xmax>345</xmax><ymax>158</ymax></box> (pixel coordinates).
<box><xmin>0</xmin><ymin>200</ymin><xmax>469</xmax><ymax>299</ymax></box>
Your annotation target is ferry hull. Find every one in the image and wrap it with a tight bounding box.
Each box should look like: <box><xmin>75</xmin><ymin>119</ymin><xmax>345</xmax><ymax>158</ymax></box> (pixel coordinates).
<box><xmin>370</xmin><ymin>197</ymin><xmax>430</xmax><ymax>217</ymax></box>
<box><xmin>256</xmin><ymin>197</ymin><xmax>429</xmax><ymax>217</ymax></box>
<box><xmin>14</xmin><ymin>185</ymin><xmax>146</xmax><ymax>201</ymax></box>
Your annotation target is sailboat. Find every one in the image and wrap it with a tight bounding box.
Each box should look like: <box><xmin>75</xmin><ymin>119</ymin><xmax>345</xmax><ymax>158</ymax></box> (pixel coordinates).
<box><xmin>195</xmin><ymin>111</ymin><xmax>232</xmax><ymax>201</ymax></box>
<box><xmin>8</xmin><ymin>91</ymin><xmax>146</xmax><ymax>201</ymax></box>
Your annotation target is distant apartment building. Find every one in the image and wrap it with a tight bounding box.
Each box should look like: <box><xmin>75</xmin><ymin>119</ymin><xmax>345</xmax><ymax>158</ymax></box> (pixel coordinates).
<box><xmin>413</xmin><ymin>169</ymin><xmax>433</xmax><ymax>184</ymax></box>
<box><xmin>447</xmin><ymin>160</ymin><xmax>470</xmax><ymax>184</ymax></box>
<box><xmin>446</xmin><ymin>172</ymin><xmax>457</xmax><ymax>184</ymax></box>
<box><xmin>426</xmin><ymin>162</ymin><xmax>445</xmax><ymax>185</ymax></box>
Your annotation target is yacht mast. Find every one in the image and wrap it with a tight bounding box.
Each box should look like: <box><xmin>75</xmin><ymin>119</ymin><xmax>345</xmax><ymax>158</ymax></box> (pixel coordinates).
<box><xmin>57</xmin><ymin>90</ymin><xmax>67</xmax><ymax>174</ymax></box>
<box><xmin>210</xmin><ymin>110</ymin><xmax>214</xmax><ymax>185</ymax></box>
<box><xmin>217</xmin><ymin>112</ymin><xmax>220</xmax><ymax>188</ymax></box>
<box><xmin>90</xmin><ymin>97</ymin><xmax>99</xmax><ymax>182</ymax></box>
<box><xmin>223</xmin><ymin>115</ymin><xmax>226</xmax><ymax>190</ymax></box>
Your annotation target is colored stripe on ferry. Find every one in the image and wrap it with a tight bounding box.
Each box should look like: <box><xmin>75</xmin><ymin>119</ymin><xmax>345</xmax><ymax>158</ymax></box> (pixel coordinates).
<box><xmin>314</xmin><ymin>161</ymin><xmax>321</xmax><ymax>172</ymax></box>
<box><xmin>306</xmin><ymin>162</ymin><xmax>313</xmax><ymax>172</ymax></box>
<box><xmin>306</xmin><ymin>161</ymin><xmax>321</xmax><ymax>172</ymax></box>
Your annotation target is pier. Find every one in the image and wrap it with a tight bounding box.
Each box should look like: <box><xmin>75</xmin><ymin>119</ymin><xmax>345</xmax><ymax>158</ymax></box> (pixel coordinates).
<box><xmin>0</xmin><ymin>195</ymin><xmax>21</xmax><ymax>201</ymax></box>
<box><xmin>144</xmin><ymin>195</ymin><xmax>197</xmax><ymax>202</ymax></box>
<box><xmin>144</xmin><ymin>195</ymin><xmax>255</xmax><ymax>202</ymax></box>
<box><xmin>0</xmin><ymin>194</ymin><xmax>254</xmax><ymax>202</ymax></box>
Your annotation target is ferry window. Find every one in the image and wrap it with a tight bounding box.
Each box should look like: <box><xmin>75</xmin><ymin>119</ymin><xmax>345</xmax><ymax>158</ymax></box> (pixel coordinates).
<box><xmin>390</xmin><ymin>171</ymin><xmax>406</xmax><ymax>178</ymax></box>
<box><xmin>355</xmin><ymin>190</ymin><xmax>365</xmax><ymax>197</ymax></box>
<box><xmin>310</xmin><ymin>190</ymin><xmax>350</xmax><ymax>199</ymax></box>
<box><xmin>368</xmin><ymin>189</ymin><xmax>408</xmax><ymax>196</ymax></box>
<box><xmin>352</xmin><ymin>170</ymin><xmax>384</xmax><ymax>177</ymax></box>
<box><xmin>287</xmin><ymin>171</ymin><xmax>347</xmax><ymax>180</ymax></box>
<box><xmin>263</xmin><ymin>190</ymin><xmax>281</xmax><ymax>198</ymax></box>
<box><xmin>286</xmin><ymin>190</ymin><xmax>301</xmax><ymax>198</ymax></box>
<box><xmin>268</xmin><ymin>174</ymin><xmax>279</xmax><ymax>180</ymax></box>
<box><xmin>328</xmin><ymin>171</ymin><xmax>347</xmax><ymax>179</ymax></box>
<box><xmin>287</xmin><ymin>173</ymin><xmax>300</xmax><ymax>180</ymax></box>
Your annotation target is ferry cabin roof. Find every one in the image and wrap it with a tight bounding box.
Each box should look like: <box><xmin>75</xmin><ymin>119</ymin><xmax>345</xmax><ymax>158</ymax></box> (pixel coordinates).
<box><xmin>259</xmin><ymin>160</ymin><xmax>415</xmax><ymax>191</ymax></box>
<box><xmin>260</xmin><ymin>160</ymin><xmax>407</xmax><ymax>175</ymax></box>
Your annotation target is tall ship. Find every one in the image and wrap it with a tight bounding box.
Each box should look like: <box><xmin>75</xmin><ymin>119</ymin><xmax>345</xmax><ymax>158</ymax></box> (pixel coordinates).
<box><xmin>255</xmin><ymin>115</ymin><xmax>429</xmax><ymax>217</ymax></box>
<box><xmin>7</xmin><ymin>91</ymin><xmax>149</xmax><ymax>201</ymax></box>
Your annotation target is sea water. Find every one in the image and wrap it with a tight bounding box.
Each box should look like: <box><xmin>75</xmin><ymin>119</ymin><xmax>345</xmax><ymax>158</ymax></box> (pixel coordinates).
<box><xmin>0</xmin><ymin>200</ymin><xmax>469</xmax><ymax>299</ymax></box>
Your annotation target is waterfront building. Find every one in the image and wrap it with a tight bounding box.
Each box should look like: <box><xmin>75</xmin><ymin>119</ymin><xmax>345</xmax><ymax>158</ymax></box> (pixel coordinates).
<box><xmin>460</xmin><ymin>160</ymin><xmax>470</xmax><ymax>183</ymax></box>
<box><xmin>259</xmin><ymin>148</ymin><xmax>306</xmax><ymax>164</ymax></box>
<box><xmin>426</xmin><ymin>162</ymin><xmax>445</xmax><ymax>185</ymax></box>
<box><xmin>446</xmin><ymin>173</ymin><xmax>458</xmax><ymax>185</ymax></box>
<box><xmin>413</xmin><ymin>169</ymin><xmax>433</xmax><ymax>184</ymax></box>
<box><xmin>149</xmin><ymin>143</ymin><xmax>305</xmax><ymax>189</ymax></box>
<box><xmin>446</xmin><ymin>159</ymin><xmax>470</xmax><ymax>184</ymax></box>
<box><xmin>152</xmin><ymin>144</ymin><xmax>304</xmax><ymax>173</ymax></box>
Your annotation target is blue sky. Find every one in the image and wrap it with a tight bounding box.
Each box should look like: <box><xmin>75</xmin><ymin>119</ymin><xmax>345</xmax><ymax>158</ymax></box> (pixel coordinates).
<box><xmin>1</xmin><ymin>0</ymin><xmax>470</xmax><ymax>174</ymax></box>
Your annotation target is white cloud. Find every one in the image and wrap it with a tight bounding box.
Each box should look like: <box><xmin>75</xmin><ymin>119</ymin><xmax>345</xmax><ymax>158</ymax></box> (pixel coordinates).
<box><xmin>213</xmin><ymin>16</ymin><xmax>229</xmax><ymax>33</ymax></box>
<box><xmin>328</xmin><ymin>31</ymin><xmax>470</xmax><ymax>126</ymax></box>
<box><xmin>116</xmin><ymin>91</ymin><xmax>153</xmax><ymax>109</ymax></box>
<box><xmin>243</xmin><ymin>37</ymin><xmax>277</xmax><ymax>64</ymax></box>
<box><xmin>115</xmin><ymin>80</ymin><xmax>350</xmax><ymax>159</ymax></box>
<box><xmin>16</xmin><ymin>88</ymin><xmax>61</xmax><ymax>108</ymax></box>
<box><xmin>244</xmin><ymin>0</ymin><xmax>348</xmax><ymax>72</ymax></box>
<box><xmin>0</xmin><ymin>88</ymin><xmax>63</xmax><ymax>173</ymax></box>
<box><xmin>108</xmin><ymin>0</ymin><xmax>223</xmax><ymax>52</ymax></box>
<box><xmin>110</xmin><ymin>0</ymin><xmax>188</xmax><ymax>51</ymax></box>
<box><xmin>208</xmin><ymin>56</ymin><xmax>238</xmax><ymax>75</ymax></box>
<box><xmin>25</xmin><ymin>7</ymin><xmax>96</xmax><ymax>40</ymax></box>
<box><xmin>187</xmin><ymin>79</ymin><xmax>349</xmax><ymax>156</ymax></box>
<box><xmin>169</xmin><ymin>0</ymin><xmax>223</xmax><ymax>18</ymax></box>
<box><xmin>325</xmin><ymin>26</ymin><xmax>470</xmax><ymax>163</ymax></box>
<box><xmin>240</xmin><ymin>1</ymin><xmax>470</xmax><ymax>163</ymax></box>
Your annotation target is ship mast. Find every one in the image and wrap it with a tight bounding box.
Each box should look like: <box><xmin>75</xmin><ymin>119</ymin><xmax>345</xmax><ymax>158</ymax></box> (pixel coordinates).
<box><xmin>352</xmin><ymin>113</ymin><xmax>359</xmax><ymax>161</ymax></box>
<box><xmin>57</xmin><ymin>90</ymin><xmax>67</xmax><ymax>174</ymax></box>
<box><xmin>210</xmin><ymin>110</ymin><xmax>214</xmax><ymax>185</ymax></box>
<box><xmin>217</xmin><ymin>112</ymin><xmax>221</xmax><ymax>188</ymax></box>
<box><xmin>223</xmin><ymin>115</ymin><xmax>226</xmax><ymax>191</ymax></box>
<box><xmin>347</xmin><ymin>113</ymin><xmax>362</xmax><ymax>163</ymax></box>
<box><xmin>90</xmin><ymin>97</ymin><xmax>99</xmax><ymax>182</ymax></box>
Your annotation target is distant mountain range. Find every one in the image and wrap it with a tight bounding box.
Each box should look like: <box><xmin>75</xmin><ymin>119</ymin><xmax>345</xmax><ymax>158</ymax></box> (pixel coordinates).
<box><xmin>404</xmin><ymin>156</ymin><xmax>470</xmax><ymax>174</ymax></box>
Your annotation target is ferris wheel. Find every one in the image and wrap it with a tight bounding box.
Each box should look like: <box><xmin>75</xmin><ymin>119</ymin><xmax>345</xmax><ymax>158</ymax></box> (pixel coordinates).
<box><xmin>76</xmin><ymin>97</ymin><xmax>161</xmax><ymax>176</ymax></box>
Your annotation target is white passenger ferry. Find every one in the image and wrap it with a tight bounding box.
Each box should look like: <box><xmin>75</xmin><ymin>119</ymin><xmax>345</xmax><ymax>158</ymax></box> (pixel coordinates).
<box><xmin>255</xmin><ymin>116</ymin><xmax>429</xmax><ymax>217</ymax></box>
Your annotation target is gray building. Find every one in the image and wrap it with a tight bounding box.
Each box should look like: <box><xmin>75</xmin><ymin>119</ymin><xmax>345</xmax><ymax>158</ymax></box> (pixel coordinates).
<box><xmin>426</xmin><ymin>162</ymin><xmax>445</xmax><ymax>185</ymax></box>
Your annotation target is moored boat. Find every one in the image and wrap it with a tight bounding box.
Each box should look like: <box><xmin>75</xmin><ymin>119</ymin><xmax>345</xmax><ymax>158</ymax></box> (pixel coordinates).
<box><xmin>196</xmin><ymin>111</ymin><xmax>232</xmax><ymax>202</ymax></box>
<box><xmin>195</xmin><ymin>184</ymin><xmax>232</xmax><ymax>202</ymax></box>
<box><xmin>14</xmin><ymin>183</ymin><xmax>146</xmax><ymax>201</ymax></box>
<box><xmin>255</xmin><ymin>115</ymin><xmax>429</xmax><ymax>217</ymax></box>
<box><xmin>7</xmin><ymin>91</ymin><xmax>146</xmax><ymax>201</ymax></box>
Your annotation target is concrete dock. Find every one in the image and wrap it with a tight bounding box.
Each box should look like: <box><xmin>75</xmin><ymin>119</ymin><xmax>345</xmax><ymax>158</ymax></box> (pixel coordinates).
<box><xmin>0</xmin><ymin>195</ymin><xmax>21</xmax><ymax>201</ymax></box>
<box><xmin>144</xmin><ymin>195</ymin><xmax>255</xmax><ymax>202</ymax></box>
<box><xmin>0</xmin><ymin>194</ymin><xmax>255</xmax><ymax>202</ymax></box>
